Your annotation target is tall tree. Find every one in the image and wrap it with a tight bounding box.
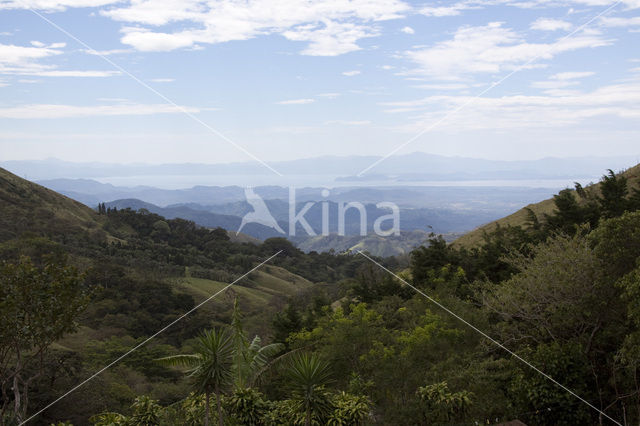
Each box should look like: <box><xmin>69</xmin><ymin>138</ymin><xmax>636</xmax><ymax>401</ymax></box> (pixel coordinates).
<box><xmin>0</xmin><ymin>257</ymin><xmax>89</xmax><ymax>424</ymax></box>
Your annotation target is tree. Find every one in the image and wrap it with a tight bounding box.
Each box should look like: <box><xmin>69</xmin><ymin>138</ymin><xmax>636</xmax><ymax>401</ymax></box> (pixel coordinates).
<box><xmin>272</xmin><ymin>304</ymin><xmax>302</xmax><ymax>345</ymax></box>
<box><xmin>544</xmin><ymin>189</ymin><xmax>597</xmax><ymax>234</ymax></box>
<box><xmin>510</xmin><ymin>342</ymin><xmax>592</xmax><ymax>425</ymax></box>
<box><xmin>0</xmin><ymin>257</ymin><xmax>89</xmax><ymax>423</ymax></box>
<box><xmin>285</xmin><ymin>353</ymin><xmax>334</xmax><ymax>426</ymax></box>
<box><xmin>156</xmin><ymin>328</ymin><xmax>234</xmax><ymax>426</ymax></box>
<box><xmin>616</xmin><ymin>267</ymin><xmax>640</xmax><ymax>423</ymax></box>
<box><xmin>411</xmin><ymin>235</ymin><xmax>455</xmax><ymax>285</ymax></box>
<box><xmin>483</xmin><ymin>233</ymin><xmax>618</xmax><ymax>350</ymax></box>
<box><xmin>484</xmin><ymin>232</ymin><xmax>630</xmax><ymax>423</ymax></box>
<box><xmin>598</xmin><ymin>169</ymin><xmax>629</xmax><ymax>218</ymax></box>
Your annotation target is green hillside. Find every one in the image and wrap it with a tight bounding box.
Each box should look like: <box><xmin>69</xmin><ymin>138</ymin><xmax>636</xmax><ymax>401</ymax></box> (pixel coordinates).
<box><xmin>0</xmin><ymin>167</ymin><xmax>105</xmax><ymax>240</ymax></box>
<box><xmin>454</xmin><ymin>163</ymin><xmax>640</xmax><ymax>248</ymax></box>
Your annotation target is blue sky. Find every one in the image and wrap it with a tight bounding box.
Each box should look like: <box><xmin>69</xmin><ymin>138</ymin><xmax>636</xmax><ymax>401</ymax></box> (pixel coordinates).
<box><xmin>1</xmin><ymin>0</ymin><xmax>639</xmax><ymax>171</ymax></box>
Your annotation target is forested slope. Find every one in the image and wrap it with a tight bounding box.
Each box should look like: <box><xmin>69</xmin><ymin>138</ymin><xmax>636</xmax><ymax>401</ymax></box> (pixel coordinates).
<box><xmin>454</xmin><ymin>163</ymin><xmax>640</xmax><ymax>248</ymax></box>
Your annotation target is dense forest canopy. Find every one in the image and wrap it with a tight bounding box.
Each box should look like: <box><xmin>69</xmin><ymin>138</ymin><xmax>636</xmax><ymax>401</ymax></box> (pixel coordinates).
<box><xmin>1</xmin><ymin>166</ymin><xmax>640</xmax><ymax>425</ymax></box>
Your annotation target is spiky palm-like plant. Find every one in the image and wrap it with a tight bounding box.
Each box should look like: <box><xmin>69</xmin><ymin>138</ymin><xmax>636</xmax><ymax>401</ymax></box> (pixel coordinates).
<box><xmin>157</xmin><ymin>328</ymin><xmax>234</xmax><ymax>426</ymax></box>
<box><xmin>286</xmin><ymin>353</ymin><xmax>334</xmax><ymax>426</ymax></box>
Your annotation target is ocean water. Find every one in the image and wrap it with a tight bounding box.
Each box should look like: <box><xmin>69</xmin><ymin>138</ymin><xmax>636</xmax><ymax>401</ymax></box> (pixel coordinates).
<box><xmin>92</xmin><ymin>173</ymin><xmax>600</xmax><ymax>190</ymax></box>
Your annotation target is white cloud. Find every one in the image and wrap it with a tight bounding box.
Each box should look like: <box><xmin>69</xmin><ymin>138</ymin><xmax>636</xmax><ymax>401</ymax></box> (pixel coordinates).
<box><xmin>0</xmin><ymin>43</ymin><xmax>119</xmax><ymax>77</ymax></box>
<box><xmin>283</xmin><ymin>21</ymin><xmax>378</xmax><ymax>56</ymax></box>
<box><xmin>342</xmin><ymin>70</ymin><xmax>361</xmax><ymax>76</ymax></box>
<box><xmin>551</xmin><ymin>71</ymin><xmax>595</xmax><ymax>80</ymax></box>
<box><xmin>384</xmin><ymin>79</ymin><xmax>640</xmax><ymax>131</ymax></box>
<box><xmin>32</xmin><ymin>70</ymin><xmax>120</xmax><ymax>77</ymax></box>
<box><xmin>600</xmin><ymin>16</ymin><xmax>640</xmax><ymax>27</ymax></box>
<box><xmin>276</xmin><ymin>98</ymin><xmax>316</xmax><ymax>105</ymax></box>
<box><xmin>100</xmin><ymin>0</ymin><xmax>410</xmax><ymax>55</ymax></box>
<box><xmin>150</xmin><ymin>78</ymin><xmax>175</xmax><ymax>82</ymax></box>
<box><xmin>417</xmin><ymin>1</ymin><xmax>640</xmax><ymax>20</ymax></box>
<box><xmin>404</xmin><ymin>22</ymin><xmax>611</xmax><ymax>80</ymax></box>
<box><xmin>120</xmin><ymin>29</ymin><xmax>197</xmax><ymax>52</ymax></box>
<box><xmin>400</xmin><ymin>26</ymin><xmax>414</xmax><ymax>34</ymax></box>
<box><xmin>531</xmin><ymin>18</ymin><xmax>573</xmax><ymax>31</ymax></box>
<box><xmin>0</xmin><ymin>103</ymin><xmax>200</xmax><ymax>119</ymax></box>
<box><xmin>381</xmin><ymin>64</ymin><xmax>394</xmax><ymax>70</ymax></box>
<box><xmin>0</xmin><ymin>43</ymin><xmax>62</xmax><ymax>65</ymax></box>
<box><xmin>0</xmin><ymin>0</ymin><xmax>119</xmax><ymax>11</ymax></box>
<box><xmin>531</xmin><ymin>71</ymin><xmax>595</xmax><ymax>91</ymax></box>
<box><xmin>420</xmin><ymin>4</ymin><xmax>473</xmax><ymax>17</ymax></box>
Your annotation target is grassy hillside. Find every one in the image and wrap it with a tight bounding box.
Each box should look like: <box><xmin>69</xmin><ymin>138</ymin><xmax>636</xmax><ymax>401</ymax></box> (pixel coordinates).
<box><xmin>0</xmin><ymin>167</ymin><xmax>105</xmax><ymax>241</ymax></box>
<box><xmin>175</xmin><ymin>266</ymin><xmax>312</xmax><ymax>312</ymax></box>
<box><xmin>453</xmin><ymin>163</ymin><xmax>640</xmax><ymax>248</ymax></box>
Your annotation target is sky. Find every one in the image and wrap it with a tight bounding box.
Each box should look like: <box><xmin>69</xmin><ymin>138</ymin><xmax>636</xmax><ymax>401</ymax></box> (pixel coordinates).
<box><xmin>1</xmin><ymin>0</ymin><xmax>640</xmax><ymax>174</ymax></box>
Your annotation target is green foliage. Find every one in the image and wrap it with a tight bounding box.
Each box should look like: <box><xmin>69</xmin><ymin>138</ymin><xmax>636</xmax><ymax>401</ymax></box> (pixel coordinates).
<box><xmin>272</xmin><ymin>304</ymin><xmax>303</xmax><ymax>345</ymax></box>
<box><xmin>599</xmin><ymin>169</ymin><xmax>630</xmax><ymax>218</ymax></box>
<box><xmin>327</xmin><ymin>391</ymin><xmax>371</xmax><ymax>425</ymax></box>
<box><xmin>590</xmin><ymin>210</ymin><xmax>640</xmax><ymax>278</ymax></box>
<box><xmin>89</xmin><ymin>412</ymin><xmax>128</xmax><ymax>426</ymax></box>
<box><xmin>128</xmin><ymin>396</ymin><xmax>162</xmax><ymax>426</ymax></box>
<box><xmin>417</xmin><ymin>381</ymin><xmax>473</xmax><ymax>424</ymax></box>
<box><xmin>224</xmin><ymin>387</ymin><xmax>269</xmax><ymax>425</ymax></box>
<box><xmin>0</xmin><ymin>256</ymin><xmax>89</xmax><ymax>422</ymax></box>
<box><xmin>544</xmin><ymin>189</ymin><xmax>598</xmax><ymax>234</ymax></box>
<box><xmin>510</xmin><ymin>342</ymin><xmax>592</xmax><ymax>425</ymax></box>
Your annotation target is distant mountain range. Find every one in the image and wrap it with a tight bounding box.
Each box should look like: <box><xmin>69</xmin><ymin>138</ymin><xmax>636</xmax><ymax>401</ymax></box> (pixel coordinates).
<box><xmin>6</xmin><ymin>154</ymin><xmax>637</xmax><ymax>255</ymax></box>
<box><xmin>26</xmin><ymin>174</ymin><xmax>592</xmax><ymax>255</ymax></box>
<box><xmin>2</xmin><ymin>153</ymin><xmax>637</xmax><ymax>183</ymax></box>
<box><xmin>101</xmin><ymin>197</ymin><xmax>497</xmax><ymax>239</ymax></box>
<box><xmin>35</xmin><ymin>177</ymin><xmax>560</xmax><ymax>210</ymax></box>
